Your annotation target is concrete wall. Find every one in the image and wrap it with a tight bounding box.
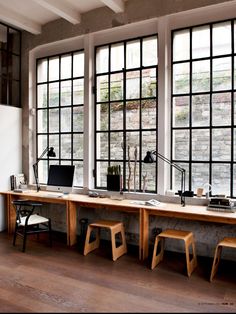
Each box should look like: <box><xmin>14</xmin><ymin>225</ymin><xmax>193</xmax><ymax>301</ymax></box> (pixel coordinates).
<box><xmin>21</xmin><ymin>0</ymin><xmax>236</xmax><ymax>260</ymax></box>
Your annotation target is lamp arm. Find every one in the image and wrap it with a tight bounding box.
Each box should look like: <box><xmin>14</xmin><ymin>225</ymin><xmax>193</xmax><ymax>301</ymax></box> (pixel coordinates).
<box><xmin>33</xmin><ymin>146</ymin><xmax>50</xmax><ymax>192</ymax></box>
<box><xmin>152</xmin><ymin>150</ymin><xmax>186</xmax><ymax>207</ymax></box>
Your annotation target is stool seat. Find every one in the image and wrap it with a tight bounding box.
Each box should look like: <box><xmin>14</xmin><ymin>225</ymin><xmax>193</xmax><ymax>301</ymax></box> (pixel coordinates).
<box><xmin>84</xmin><ymin>220</ymin><xmax>127</xmax><ymax>261</ymax></box>
<box><xmin>210</xmin><ymin>237</ymin><xmax>236</xmax><ymax>282</ymax></box>
<box><xmin>151</xmin><ymin>228</ymin><xmax>197</xmax><ymax>277</ymax></box>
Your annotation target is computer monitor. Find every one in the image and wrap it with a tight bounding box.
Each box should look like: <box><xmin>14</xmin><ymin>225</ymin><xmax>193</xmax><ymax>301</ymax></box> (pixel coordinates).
<box><xmin>46</xmin><ymin>165</ymin><xmax>75</xmax><ymax>193</ymax></box>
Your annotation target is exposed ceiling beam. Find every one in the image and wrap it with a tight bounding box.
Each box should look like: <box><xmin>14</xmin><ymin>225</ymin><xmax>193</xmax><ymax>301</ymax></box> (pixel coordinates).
<box><xmin>100</xmin><ymin>0</ymin><xmax>125</xmax><ymax>13</ymax></box>
<box><xmin>33</xmin><ymin>0</ymin><xmax>81</xmax><ymax>24</ymax></box>
<box><xmin>0</xmin><ymin>3</ymin><xmax>41</xmax><ymax>34</ymax></box>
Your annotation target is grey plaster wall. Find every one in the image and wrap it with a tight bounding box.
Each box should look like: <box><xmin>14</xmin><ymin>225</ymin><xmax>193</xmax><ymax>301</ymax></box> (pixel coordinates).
<box><xmin>21</xmin><ymin>0</ymin><xmax>236</xmax><ymax>260</ymax></box>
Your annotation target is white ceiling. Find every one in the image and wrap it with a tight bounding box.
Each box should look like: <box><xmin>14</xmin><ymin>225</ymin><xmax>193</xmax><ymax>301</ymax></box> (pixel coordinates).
<box><xmin>0</xmin><ymin>0</ymin><xmax>126</xmax><ymax>35</ymax></box>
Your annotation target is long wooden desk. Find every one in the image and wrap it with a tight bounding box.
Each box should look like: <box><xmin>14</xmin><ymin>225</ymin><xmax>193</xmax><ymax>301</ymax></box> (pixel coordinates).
<box><xmin>142</xmin><ymin>202</ymin><xmax>236</xmax><ymax>260</ymax></box>
<box><xmin>0</xmin><ymin>190</ymin><xmax>144</xmax><ymax>259</ymax></box>
<box><xmin>2</xmin><ymin>190</ymin><xmax>236</xmax><ymax>261</ymax></box>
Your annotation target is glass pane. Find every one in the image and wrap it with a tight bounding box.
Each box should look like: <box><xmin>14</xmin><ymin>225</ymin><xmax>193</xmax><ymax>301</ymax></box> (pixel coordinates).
<box><xmin>61</xmin><ymin>107</ymin><xmax>71</xmax><ymax>132</ymax></box>
<box><xmin>233</xmin><ymin>164</ymin><xmax>236</xmax><ymax>196</ymax></box>
<box><xmin>0</xmin><ymin>24</ymin><xmax>7</xmax><ymax>50</ymax></box>
<box><xmin>192</xmin><ymin>26</ymin><xmax>210</xmax><ymax>59</ymax></box>
<box><xmin>234</xmin><ymin>129</ymin><xmax>236</xmax><ymax>161</ymax></box>
<box><xmin>142</xmin><ymin>163</ymin><xmax>156</xmax><ymax>192</ymax></box>
<box><xmin>96</xmin><ymin>46</ymin><xmax>109</xmax><ymax>74</ymax></box>
<box><xmin>49</xmin><ymin>108</ymin><xmax>59</xmax><ymax>133</ymax></box>
<box><xmin>61</xmin><ymin>134</ymin><xmax>71</xmax><ymax>159</ymax></box>
<box><xmin>110</xmin><ymin>73</ymin><xmax>123</xmax><ymax>101</ymax></box>
<box><xmin>49</xmin><ymin>57</ymin><xmax>59</xmax><ymax>81</ymax></box>
<box><xmin>49</xmin><ymin>134</ymin><xmax>59</xmax><ymax>157</ymax></box>
<box><xmin>192</xmin><ymin>129</ymin><xmax>209</xmax><ymax>161</ymax></box>
<box><xmin>9</xmin><ymin>55</ymin><xmax>20</xmax><ymax>80</ymax></box>
<box><xmin>96</xmin><ymin>103</ymin><xmax>108</xmax><ymax>131</ymax></box>
<box><xmin>126</xmin><ymin>40</ymin><xmax>140</xmax><ymax>69</ymax></box>
<box><xmin>142</xmin><ymin>68</ymin><xmax>156</xmax><ymax>98</ymax></box>
<box><xmin>96</xmin><ymin>75</ymin><xmax>108</xmax><ymax>102</ymax></box>
<box><xmin>73</xmin><ymin>134</ymin><xmax>83</xmax><ymax>159</ymax></box>
<box><xmin>8</xmin><ymin>28</ymin><xmax>20</xmax><ymax>54</ymax></box>
<box><xmin>142</xmin><ymin>131</ymin><xmax>156</xmax><ymax>158</ymax></box>
<box><xmin>38</xmin><ymin>159</ymin><xmax>47</xmax><ymax>184</ymax></box>
<box><xmin>173</xmin><ymin>96</ymin><xmax>189</xmax><ymax>127</ymax></box>
<box><xmin>37</xmin><ymin>109</ymin><xmax>47</xmax><ymax>133</ymax></box>
<box><xmin>234</xmin><ymin>92</ymin><xmax>236</xmax><ymax>125</ymax></box>
<box><xmin>0</xmin><ymin>51</ymin><xmax>7</xmax><ymax>76</ymax></box>
<box><xmin>212</xmin><ymin>57</ymin><xmax>231</xmax><ymax>91</ymax></box>
<box><xmin>73</xmin><ymin>106</ymin><xmax>83</xmax><ymax>132</ymax></box>
<box><xmin>212</xmin><ymin>92</ymin><xmax>231</xmax><ymax>126</ymax></box>
<box><xmin>126</xmin><ymin>71</ymin><xmax>140</xmax><ymax>99</ymax></box>
<box><xmin>212</xmin><ymin>128</ymin><xmax>231</xmax><ymax>161</ymax></box>
<box><xmin>173</xmin><ymin>130</ymin><xmax>189</xmax><ymax>160</ymax></box>
<box><xmin>173</xmin><ymin>63</ymin><xmax>190</xmax><ymax>94</ymax></box>
<box><xmin>37</xmin><ymin>135</ymin><xmax>47</xmax><ymax>159</ymax></box>
<box><xmin>61</xmin><ymin>54</ymin><xmax>71</xmax><ymax>79</ymax></box>
<box><xmin>213</xmin><ymin>21</ymin><xmax>231</xmax><ymax>56</ymax></box>
<box><xmin>73</xmin><ymin>161</ymin><xmax>83</xmax><ymax>187</ymax></box>
<box><xmin>37</xmin><ymin>59</ymin><xmax>47</xmax><ymax>83</ymax></box>
<box><xmin>126</xmin><ymin>101</ymin><xmax>139</xmax><ymax>130</ymax></box>
<box><xmin>9</xmin><ymin>80</ymin><xmax>19</xmax><ymax>107</ymax></box>
<box><xmin>143</xmin><ymin>36</ymin><xmax>158</xmax><ymax>66</ymax></box>
<box><xmin>212</xmin><ymin>163</ymin><xmax>230</xmax><ymax>196</ymax></box>
<box><xmin>126</xmin><ymin>133</ymin><xmax>139</xmax><ymax>159</ymax></box>
<box><xmin>192</xmin><ymin>95</ymin><xmax>210</xmax><ymax>127</ymax></box>
<box><xmin>73</xmin><ymin>79</ymin><xmax>84</xmax><ymax>104</ymax></box>
<box><xmin>173</xmin><ymin>30</ymin><xmax>190</xmax><ymax>61</ymax></box>
<box><xmin>142</xmin><ymin>100</ymin><xmax>156</xmax><ymax>129</ymax></box>
<box><xmin>192</xmin><ymin>163</ymin><xmax>209</xmax><ymax>193</ymax></box>
<box><xmin>96</xmin><ymin>132</ymin><xmax>108</xmax><ymax>159</ymax></box>
<box><xmin>111</xmin><ymin>43</ymin><xmax>124</xmax><ymax>71</ymax></box>
<box><xmin>61</xmin><ymin>80</ymin><xmax>71</xmax><ymax>106</ymax></box>
<box><xmin>73</xmin><ymin>51</ymin><xmax>84</xmax><ymax>77</ymax></box>
<box><xmin>192</xmin><ymin>60</ymin><xmax>210</xmax><ymax>92</ymax></box>
<box><xmin>37</xmin><ymin>84</ymin><xmax>47</xmax><ymax>108</ymax></box>
<box><xmin>0</xmin><ymin>76</ymin><xmax>7</xmax><ymax>104</ymax></box>
<box><xmin>96</xmin><ymin>162</ymin><xmax>108</xmax><ymax>187</ymax></box>
<box><xmin>49</xmin><ymin>82</ymin><xmax>59</xmax><ymax>107</ymax></box>
<box><xmin>110</xmin><ymin>132</ymin><xmax>124</xmax><ymax>160</ymax></box>
<box><xmin>111</xmin><ymin>102</ymin><xmax>123</xmax><ymax>130</ymax></box>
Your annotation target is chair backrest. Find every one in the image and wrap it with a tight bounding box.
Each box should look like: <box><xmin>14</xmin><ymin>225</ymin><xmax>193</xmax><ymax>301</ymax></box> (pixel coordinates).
<box><xmin>12</xmin><ymin>200</ymin><xmax>43</xmax><ymax>224</ymax></box>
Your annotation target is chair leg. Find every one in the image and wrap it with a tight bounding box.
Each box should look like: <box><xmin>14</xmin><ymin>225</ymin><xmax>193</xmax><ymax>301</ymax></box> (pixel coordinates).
<box><xmin>83</xmin><ymin>225</ymin><xmax>100</xmax><ymax>256</ymax></box>
<box><xmin>22</xmin><ymin>228</ymin><xmax>28</xmax><ymax>253</ymax></box>
<box><xmin>48</xmin><ymin>219</ymin><xmax>52</xmax><ymax>247</ymax></box>
<box><xmin>13</xmin><ymin>223</ymin><xmax>18</xmax><ymax>246</ymax></box>
<box><xmin>185</xmin><ymin>235</ymin><xmax>197</xmax><ymax>277</ymax></box>
<box><xmin>151</xmin><ymin>236</ymin><xmax>164</xmax><ymax>270</ymax></box>
<box><xmin>110</xmin><ymin>224</ymin><xmax>127</xmax><ymax>261</ymax></box>
<box><xmin>210</xmin><ymin>244</ymin><xmax>222</xmax><ymax>282</ymax></box>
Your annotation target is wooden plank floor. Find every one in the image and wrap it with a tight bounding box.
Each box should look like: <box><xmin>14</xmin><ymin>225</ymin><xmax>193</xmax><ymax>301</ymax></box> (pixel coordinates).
<box><xmin>0</xmin><ymin>231</ymin><xmax>235</xmax><ymax>313</ymax></box>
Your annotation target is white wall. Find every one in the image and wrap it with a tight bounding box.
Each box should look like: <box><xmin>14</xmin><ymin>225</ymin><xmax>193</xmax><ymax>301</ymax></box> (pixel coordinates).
<box><xmin>0</xmin><ymin>105</ymin><xmax>22</xmax><ymax>231</ymax></box>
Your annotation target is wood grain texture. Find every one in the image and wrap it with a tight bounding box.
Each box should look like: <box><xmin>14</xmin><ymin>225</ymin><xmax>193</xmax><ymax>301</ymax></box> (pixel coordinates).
<box><xmin>0</xmin><ymin>231</ymin><xmax>235</xmax><ymax>313</ymax></box>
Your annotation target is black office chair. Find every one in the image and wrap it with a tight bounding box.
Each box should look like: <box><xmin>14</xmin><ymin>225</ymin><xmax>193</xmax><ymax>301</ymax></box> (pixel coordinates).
<box><xmin>12</xmin><ymin>199</ymin><xmax>52</xmax><ymax>252</ymax></box>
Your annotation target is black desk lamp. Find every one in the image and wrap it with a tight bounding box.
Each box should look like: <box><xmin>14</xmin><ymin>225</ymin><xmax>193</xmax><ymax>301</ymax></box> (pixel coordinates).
<box><xmin>144</xmin><ymin>150</ymin><xmax>186</xmax><ymax>206</ymax></box>
<box><xmin>33</xmin><ymin>146</ymin><xmax>56</xmax><ymax>192</ymax></box>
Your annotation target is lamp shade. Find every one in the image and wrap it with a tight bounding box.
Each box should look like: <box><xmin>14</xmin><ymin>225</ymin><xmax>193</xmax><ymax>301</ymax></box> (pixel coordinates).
<box><xmin>47</xmin><ymin>147</ymin><xmax>56</xmax><ymax>157</ymax></box>
<box><xmin>143</xmin><ymin>151</ymin><xmax>155</xmax><ymax>163</ymax></box>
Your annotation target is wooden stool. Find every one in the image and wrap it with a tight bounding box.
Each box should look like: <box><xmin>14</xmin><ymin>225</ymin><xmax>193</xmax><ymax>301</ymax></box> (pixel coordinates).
<box><xmin>83</xmin><ymin>220</ymin><xmax>127</xmax><ymax>261</ymax></box>
<box><xmin>151</xmin><ymin>229</ymin><xmax>197</xmax><ymax>277</ymax></box>
<box><xmin>210</xmin><ymin>237</ymin><xmax>236</xmax><ymax>282</ymax></box>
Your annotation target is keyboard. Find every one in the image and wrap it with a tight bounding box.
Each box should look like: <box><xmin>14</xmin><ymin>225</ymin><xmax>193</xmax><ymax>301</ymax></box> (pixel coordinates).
<box><xmin>207</xmin><ymin>205</ymin><xmax>236</xmax><ymax>213</ymax></box>
<box><xmin>43</xmin><ymin>192</ymin><xmax>64</xmax><ymax>198</ymax></box>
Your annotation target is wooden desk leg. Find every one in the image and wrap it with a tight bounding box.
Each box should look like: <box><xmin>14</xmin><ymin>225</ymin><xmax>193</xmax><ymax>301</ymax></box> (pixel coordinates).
<box><xmin>66</xmin><ymin>201</ymin><xmax>77</xmax><ymax>246</ymax></box>
<box><xmin>142</xmin><ymin>209</ymin><xmax>149</xmax><ymax>260</ymax></box>
<box><xmin>139</xmin><ymin>208</ymin><xmax>143</xmax><ymax>260</ymax></box>
<box><xmin>7</xmin><ymin>194</ymin><xmax>16</xmax><ymax>234</ymax></box>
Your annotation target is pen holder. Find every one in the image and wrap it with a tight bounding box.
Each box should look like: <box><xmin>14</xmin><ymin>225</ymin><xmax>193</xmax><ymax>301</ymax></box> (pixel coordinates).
<box><xmin>107</xmin><ymin>175</ymin><xmax>122</xmax><ymax>191</ymax></box>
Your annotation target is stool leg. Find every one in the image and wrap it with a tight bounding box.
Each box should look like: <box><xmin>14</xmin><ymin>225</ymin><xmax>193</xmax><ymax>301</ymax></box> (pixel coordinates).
<box><xmin>83</xmin><ymin>226</ymin><xmax>100</xmax><ymax>256</ymax></box>
<box><xmin>185</xmin><ymin>235</ymin><xmax>197</xmax><ymax>277</ymax></box>
<box><xmin>210</xmin><ymin>244</ymin><xmax>222</xmax><ymax>282</ymax></box>
<box><xmin>111</xmin><ymin>224</ymin><xmax>127</xmax><ymax>261</ymax></box>
<box><xmin>151</xmin><ymin>236</ymin><xmax>164</xmax><ymax>270</ymax></box>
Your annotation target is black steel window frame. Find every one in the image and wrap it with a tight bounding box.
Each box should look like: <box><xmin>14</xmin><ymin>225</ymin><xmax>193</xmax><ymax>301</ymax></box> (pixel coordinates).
<box><xmin>36</xmin><ymin>49</ymin><xmax>84</xmax><ymax>186</ymax></box>
<box><xmin>94</xmin><ymin>34</ymin><xmax>158</xmax><ymax>193</ymax></box>
<box><xmin>171</xmin><ymin>18</ymin><xmax>236</xmax><ymax>197</ymax></box>
<box><xmin>0</xmin><ymin>21</ymin><xmax>21</xmax><ymax>107</ymax></box>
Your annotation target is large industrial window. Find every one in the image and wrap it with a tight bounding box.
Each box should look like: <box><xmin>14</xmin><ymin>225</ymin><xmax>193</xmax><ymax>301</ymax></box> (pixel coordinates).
<box><xmin>36</xmin><ymin>50</ymin><xmax>84</xmax><ymax>187</ymax></box>
<box><xmin>95</xmin><ymin>35</ymin><xmax>158</xmax><ymax>192</ymax></box>
<box><xmin>171</xmin><ymin>19</ymin><xmax>236</xmax><ymax>197</ymax></box>
<box><xmin>0</xmin><ymin>22</ymin><xmax>21</xmax><ymax>107</ymax></box>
